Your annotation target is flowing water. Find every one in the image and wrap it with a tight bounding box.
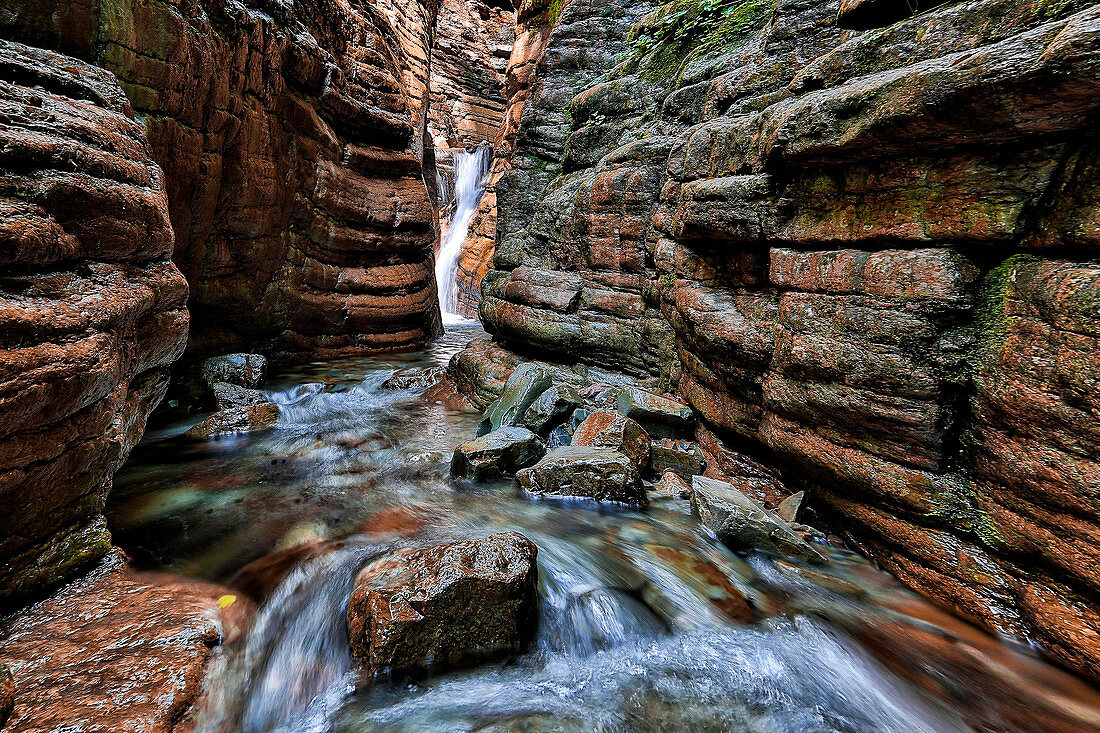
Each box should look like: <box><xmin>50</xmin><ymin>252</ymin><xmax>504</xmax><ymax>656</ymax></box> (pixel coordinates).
<box><xmin>434</xmin><ymin>144</ymin><xmax>492</xmax><ymax>320</ymax></box>
<box><xmin>108</xmin><ymin>323</ymin><xmax>1100</xmax><ymax>733</ymax></box>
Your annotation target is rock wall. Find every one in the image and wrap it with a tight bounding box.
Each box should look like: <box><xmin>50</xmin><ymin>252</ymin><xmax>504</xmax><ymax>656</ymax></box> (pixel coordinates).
<box><xmin>0</xmin><ymin>40</ymin><xmax>188</xmax><ymax>603</ymax></box>
<box><xmin>453</xmin><ymin>0</ymin><xmax>567</xmax><ymax>317</ymax></box>
<box><xmin>1</xmin><ymin>0</ymin><xmax>444</xmax><ymax>363</ymax></box>
<box><xmin>430</xmin><ymin>0</ymin><xmax>514</xmax><ymax>148</ymax></box>
<box><xmin>470</xmin><ymin>0</ymin><xmax>1100</xmax><ymax>680</ymax></box>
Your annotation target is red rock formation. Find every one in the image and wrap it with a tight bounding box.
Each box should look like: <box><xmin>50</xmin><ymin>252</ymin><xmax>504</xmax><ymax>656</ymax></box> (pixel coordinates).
<box><xmin>0</xmin><ymin>551</ymin><xmax>250</xmax><ymax>732</ymax></box>
<box><xmin>0</xmin><ymin>40</ymin><xmax>188</xmax><ymax>603</ymax></box>
<box><xmin>461</xmin><ymin>0</ymin><xmax>1100</xmax><ymax>680</ymax></box>
<box><xmin>454</xmin><ymin>0</ymin><xmax>566</xmax><ymax>317</ymax></box>
<box><xmin>2</xmin><ymin>0</ymin><xmax>444</xmax><ymax>362</ymax></box>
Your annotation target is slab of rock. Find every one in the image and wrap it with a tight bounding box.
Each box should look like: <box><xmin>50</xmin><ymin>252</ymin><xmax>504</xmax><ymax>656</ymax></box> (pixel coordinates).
<box><xmin>517</xmin><ymin>447</ymin><xmax>646</xmax><ymax>505</ymax></box>
<box><xmin>200</xmin><ymin>353</ymin><xmax>267</xmax><ymax>389</ymax></box>
<box><xmin>615</xmin><ymin>387</ymin><xmax>695</xmax><ymax>438</ymax></box>
<box><xmin>451</xmin><ymin>427</ymin><xmax>546</xmax><ymax>480</ymax></box>
<box><xmin>381</xmin><ymin>366</ymin><xmax>445</xmax><ymax>391</ymax></box>
<box><xmin>479</xmin><ymin>363</ymin><xmax>553</xmax><ymax>435</ymax></box>
<box><xmin>650</xmin><ymin>439</ymin><xmax>706</xmax><ymax>478</ymax></box>
<box><xmin>212</xmin><ymin>382</ymin><xmax>269</xmax><ymax>411</ymax></box>
<box><xmin>776</xmin><ymin>491</ymin><xmax>804</xmax><ymax>523</ymax></box>
<box><xmin>572</xmin><ymin>410</ymin><xmax>651</xmax><ymax>470</ymax></box>
<box><xmin>0</xmin><ymin>663</ymin><xmax>12</xmax><ymax>728</ymax></box>
<box><xmin>184</xmin><ymin>403</ymin><xmax>280</xmax><ymax>440</ymax></box>
<box><xmin>0</xmin><ymin>551</ymin><xmax>250</xmax><ymax>733</ymax></box>
<box><xmin>347</xmin><ymin>533</ymin><xmax>538</xmax><ymax>680</ymax></box>
<box><xmin>691</xmin><ymin>476</ymin><xmax>827</xmax><ymax>564</ymax></box>
<box><xmin>522</xmin><ymin>383</ymin><xmax>582</xmax><ymax>434</ymax></box>
<box><xmin>654</xmin><ymin>471</ymin><xmax>693</xmax><ymax>500</ymax></box>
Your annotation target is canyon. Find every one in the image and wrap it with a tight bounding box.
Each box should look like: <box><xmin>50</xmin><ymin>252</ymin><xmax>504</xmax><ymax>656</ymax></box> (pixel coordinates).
<box><xmin>0</xmin><ymin>0</ymin><xmax>1099</xmax><ymax>728</ymax></box>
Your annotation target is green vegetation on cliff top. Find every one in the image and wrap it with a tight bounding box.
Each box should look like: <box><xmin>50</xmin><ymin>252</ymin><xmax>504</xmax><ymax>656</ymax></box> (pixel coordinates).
<box><xmin>628</xmin><ymin>0</ymin><xmax>774</xmax><ymax>84</ymax></box>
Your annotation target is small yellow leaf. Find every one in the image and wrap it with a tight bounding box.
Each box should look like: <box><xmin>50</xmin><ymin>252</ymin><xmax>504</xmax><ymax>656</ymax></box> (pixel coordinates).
<box><xmin>217</xmin><ymin>594</ymin><xmax>237</xmax><ymax>608</ymax></box>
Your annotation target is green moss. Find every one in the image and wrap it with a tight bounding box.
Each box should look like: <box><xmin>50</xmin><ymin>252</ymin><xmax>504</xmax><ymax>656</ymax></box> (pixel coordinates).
<box><xmin>628</xmin><ymin>0</ymin><xmax>775</xmax><ymax>85</ymax></box>
<box><xmin>970</xmin><ymin>253</ymin><xmax>1039</xmax><ymax>374</ymax></box>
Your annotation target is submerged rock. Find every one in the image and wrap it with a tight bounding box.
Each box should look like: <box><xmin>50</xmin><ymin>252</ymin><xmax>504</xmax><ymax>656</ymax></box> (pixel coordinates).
<box><xmin>479</xmin><ymin>363</ymin><xmax>553</xmax><ymax>435</ymax></box>
<box><xmin>572</xmin><ymin>410</ymin><xmax>651</xmax><ymax>470</ymax></box>
<box><xmin>522</xmin><ymin>384</ymin><xmax>583</xmax><ymax>434</ymax></box>
<box><xmin>212</xmin><ymin>382</ymin><xmax>269</xmax><ymax>411</ymax></box>
<box><xmin>184</xmin><ymin>403</ymin><xmax>280</xmax><ymax>440</ymax></box>
<box><xmin>201</xmin><ymin>353</ymin><xmax>267</xmax><ymax>389</ymax></box>
<box><xmin>347</xmin><ymin>532</ymin><xmax>538</xmax><ymax>680</ymax></box>
<box><xmin>690</xmin><ymin>476</ymin><xmax>827</xmax><ymax>565</ymax></box>
<box><xmin>615</xmin><ymin>388</ymin><xmax>695</xmax><ymax>438</ymax></box>
<box><xmin>0</xmin><ymin>663</ymin><xmax>12</xmax><ymax>728</ymax></box>
<box><xmin>381</xmin><ymin>366</ymin><xmax>445</xmax><ymax>391</ymax></box>
<box><xmin>451</xmin><ymin>427</ymin><xmax>547</xmax><ymax>480</ymax></box>
<box><xmin>517</xmin><ymin>447</ymin><xmax>646</xmax><ymax>505</ymax></box>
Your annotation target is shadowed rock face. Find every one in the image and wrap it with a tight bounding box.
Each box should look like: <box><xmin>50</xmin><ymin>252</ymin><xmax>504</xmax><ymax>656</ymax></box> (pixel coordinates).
<box><xmin>0</xmin><ymin>40</ymin><xmax>188</xmax><ymax>603</ymax></box>
<box><xmin>462</xmin><ymin>0</ymin><xmax>1100</xmax><ymax>680</ymax></box>
<box><xmin>1</xmin><ymin>0</ymin><xmax>444</xmax><ymax>362</ymax></box>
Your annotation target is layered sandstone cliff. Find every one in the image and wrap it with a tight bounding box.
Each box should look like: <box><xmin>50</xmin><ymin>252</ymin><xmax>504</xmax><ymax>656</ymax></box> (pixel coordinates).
<box><xmin>466</xmin><ymin>0</ymin><xmax>1100</xmax><ymax>680</ymax></box>
<box><xmin>0</xmin><ymin>41</ymin><xmax>188</xmax><ymax>602</ymax></box>
<box><xmin>2</xmin><ymin>0</ymin><xmax>443</xmax><ymax>362</ymax></box>
<box><xmin>453</xmin><ymin>0</ymin><xmax>567</xmax><ymax>316</ymax></box>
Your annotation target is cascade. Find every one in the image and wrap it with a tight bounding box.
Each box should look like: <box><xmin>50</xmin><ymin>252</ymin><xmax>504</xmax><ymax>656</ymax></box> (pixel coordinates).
<box><xmin>434</xmin><ymin>142</ymin><xmax>492</xmax><ymax>321</ymax></box>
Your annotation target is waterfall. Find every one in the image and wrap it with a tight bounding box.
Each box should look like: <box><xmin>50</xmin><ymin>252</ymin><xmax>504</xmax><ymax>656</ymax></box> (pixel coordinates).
<box><xmin>435</xmin><ymin>142</ymin><xmax>492</xmax><ymax>321</ymax></box>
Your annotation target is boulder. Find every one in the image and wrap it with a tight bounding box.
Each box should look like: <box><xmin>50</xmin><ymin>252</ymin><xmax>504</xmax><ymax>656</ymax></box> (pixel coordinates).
<box><xmin>517</xmin><ymin>447</ymin><xmax>646</xmax><ymax>505</ymax></box>
<box><xmin>650</xmin><ymin>439</ymin><xmax>706</xmax><ymax>478</ymax></box>
<box><xmin>0</xmin><ymin>663</ymin><xmax>12</xmax><ymax>728</ymax></box>
<box><xmin>451</xmin><ymin>427</ymin><xmax>547</xmax><ymax>480</ymax></box>
<box><xmin>200</xmin><ymin>353</ymin><xmax>267</xmax><ymax>389</ymax></box>
<box><xmin>347</xmin><ymin>533</ymin><xmax>539</xmax><ymax>680</ymax></box>
<box><xmin>479</xmin><ymin>363</ymin><xmax>553</xmax><ymax>435</ymax></box>
<box><xmin>654</xmin><ymin>471</ymin><xmax>692</xmax><ymax>500</ymax></box>
<box><xmin>212</xmin><ymin>382</ymin><xmax>269</xmax><ymax>411</ymax></box>
<box><xmin>547</xmin><ymin>425</ymin><xmax>573</xmax><ymax>450</ymax></box>
<box><xmin>572</xmin><ymin>410</ymin><xmax>651</xmax><ymax>470</ymax></box>
<box><xmin>776</xmin><ymin>491</ymin><xmax>804</xmax><ymax>523</ymax></box>
<box><xmin>615</xmin><ymin>388</ymin><xmax>695</xmax><ymax>438</ymax></box>
<box><xmin>690</xmin><ymin>477</ymin><xmax>827</xmax><ymax>564</ymax></box>
<box><xmin>522</xmin><ymin>384</ymin><xmax>583</xmax><ymax>434</ymax></box>
<box><xmin>184</xmin><ymin>403</ymin><xmax>280</xmax><ymax>440</ymax></box>
<box><xmin>381</xmin><ymin>366</ymin><xmax>445</xmax><ymax>391</ymax></box>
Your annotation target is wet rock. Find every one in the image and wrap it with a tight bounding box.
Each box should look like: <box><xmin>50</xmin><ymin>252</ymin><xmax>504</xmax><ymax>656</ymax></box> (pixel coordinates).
<box><xmin>776</xmin><ymin>492</ymin><xmax>804</xmax><ymax>523</ymax></box>
<box><xmin>212</xmin><ymin>382</ymin><xmax>268</xmax><ymax>411</ymax></box>
<box><xmin>573</xmin><ymin>410</ymin><xmax>651</xmax><ymax>470</ymax></box>
<box><xmin>547</xmin><ymin>425</ymin><xmax>573</xmax><ymax>450</ymax></box>
<box><xmin>0</xmin><ymin>663</ymin><xmax>12</xmax><ymax>728</ymax></box>
<box><xmin>615</xmin><ymin>388</ymin><xmax>695</xmax><ymax>438</ymax></box>
<box><xmin>347</xmin><ymin>532</ymin><xmax>538</xmax><ymax>680</ymax></box>
<box><xmin>571</xmin><ymin>408</ymin><xmax>592</xmax><ymax>431</ymax></box>
<box><xmin>0</xmin><ymin>41</ymin><xmax>187</xmax><ymax>602</ymax></box>
<box><xmin>451</xmin><ymin>427</ymin><xmax>547</xmax><ymax>480</ymax></box>
<box><xmin>381</xmin><ymin>366</ymin><xmax>445</xmax><ymax>391</ymax></box>
<box><xmin>479</xmin><ymin>363</ymin><xmax>553</xmax><ymax>435</ymax></box>
<box><xmin>517</xmin><ymin>447</ymin><xmax>646</xmax><ymax>505</ymax></box>
<box><xmin>0</xmin><ymin>551</ymin><xmax>250</xmax><ymax>732</ymax></box>
<box><xmin>522</xmin><ymin>384</ymin><xmax>583</xmax><ymax>434</ymax></box>
<box><xmin>690</xmin><ymin>477</ymin><xmax>827</xmax><ymax>564</ymax></box>
<box><xmin>184</xmin><ymin>403</ymin><xmax>280</xmax><ymax>440</ymax></box>
<box><xmin>654</xmin><ymin>471</ymin><xmax>692</xmax><ymax>500</ymax></box>
<box><xmin>650</xmin><ymin>439</ymin><xmax>706</xmax><ymax>478</ymax></box>
<box><xmin>201</xmin><ymin>353</ymin><xmax>267</xmax><ymax>390</ymax></box>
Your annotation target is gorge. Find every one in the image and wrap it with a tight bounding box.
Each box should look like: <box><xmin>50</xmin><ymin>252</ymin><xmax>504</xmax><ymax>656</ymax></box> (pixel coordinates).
<box><xmin>1</xmin><ymin>0</ymin><xmax>1099</xmax><ymax>729</ymax></box>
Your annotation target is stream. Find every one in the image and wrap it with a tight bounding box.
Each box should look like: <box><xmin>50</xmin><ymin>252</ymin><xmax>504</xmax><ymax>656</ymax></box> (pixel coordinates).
<box><xmin>106</xmin><ymin>322</ymin><xmax>1100</xmax><ymax>733</ymax></box>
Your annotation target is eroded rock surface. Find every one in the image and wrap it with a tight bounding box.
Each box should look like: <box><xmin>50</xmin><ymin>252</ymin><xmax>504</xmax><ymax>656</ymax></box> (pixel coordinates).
<box><xmin>2</xmin><ymin>0</ymin><xmax>444</xmax><ymax>362</ymax></box>
<box><xmin>347</xmin><ymin>532</ymin><xmax>539</xmax><ymax>680</ymax></box>
<box><xmin>0</xmin><ymin>40</ymin><xmax>187</xmax><ymax>603</ymax></box>
<box><xmin>0</xmin><ymin>552</ymin><xmax>249</xmax><ymax>732</ymax></box>
<box><xmin>457</xmin><ymin>0</ymin><xmax>1100</xmax><ymax>680</ymax></box>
